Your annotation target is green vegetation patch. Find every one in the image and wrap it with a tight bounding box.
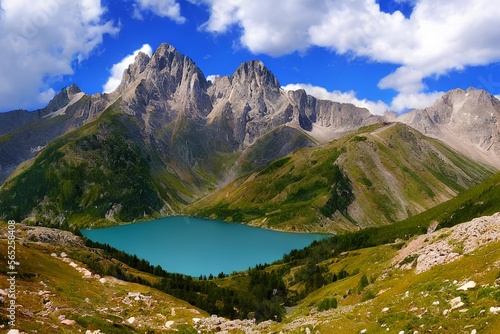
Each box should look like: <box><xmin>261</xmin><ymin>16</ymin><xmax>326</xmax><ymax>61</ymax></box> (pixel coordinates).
<box><xmin>0</xmin><ymin>108</ymin><xmax>163</xmax><ymax>229</ymax></box>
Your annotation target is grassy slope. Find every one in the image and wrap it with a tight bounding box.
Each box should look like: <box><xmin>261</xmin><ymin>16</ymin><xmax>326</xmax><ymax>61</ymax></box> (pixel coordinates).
<box><xmin>342</xmin><ymin>123</ymin><xmax>494</xmax><ymax>225</ymax></box>
<box><xmin>0</xmin><ymin>223</ymin><xmax>207</xmax><ymax>333</ymax></box>
<box><xmin>187</xmin><ymin>123</ymin><xmax>495</xmax><ymax>233</ymax></box>
<box><xmin>0</xmin><ymin>107</ymin><xmax>161</xmax><ymax>229</ymax></box>
<box><xmin>215</xmin><ymin>172</ymin><xmax>500</xmax><ymax>332</ymax></box>
<box><xmin>274</xmin><ymin>241</ymin><xmax>500</xmax><ymax>333</ymax></box>
<box><xmin>0</xmin><ymin>106</ymin><xmax>217</xmax><ymax>230</ymax></box>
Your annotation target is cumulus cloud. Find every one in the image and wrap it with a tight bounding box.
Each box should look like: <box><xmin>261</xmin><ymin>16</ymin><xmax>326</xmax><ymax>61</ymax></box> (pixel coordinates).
<box><xmin>198</xmin><ymin>0</ymin><xmax>327</xmax><ymax>56</ymax></box>
<box><xmin>282</xmin><ymin>83</ymin><xmax>443</xmax><ymax>114</ymax></box>
<box><xmin>103</xmin><ymin>44</ymin><xmax>153</xmax><ymax>93</ymax></box>
<box><xmin>0</xmin><ymin>0</ymin><xmax>118</xmax><ymax>111</ymax></box>
<box><xmin>206</xmin><ymin>74</ymin><xmax>219</xmax><ymax>82</ymax></box>
<box><xmin>196</xmin><ymin>0</ymin><xmax>500</xmax><ymax>95</ymax></box>
<box><xmin>133</xmin><ymin>0</ymin><xmax>185</xmax><ymax>23</ymax></box>
<box><xmin>390</xmin><ymin>91</ymin><xmax>444</xmax><ymax>112</ymax></box>
<box><xmin>38</xmin><ymin>88</ymin><xmax>57</xmax><ymax>105</ymax></box>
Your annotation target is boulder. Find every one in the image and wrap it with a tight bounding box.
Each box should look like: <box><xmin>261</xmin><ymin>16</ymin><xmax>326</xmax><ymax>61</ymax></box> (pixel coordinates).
<box><xmin>450</xmin><ymin>297</ymin><xmax>464</xmax><ymax>310</ymax></box>
<box><xmin>61</xmin><ymin>319</ymin><xmax>77</xmax><ymax>326</ymax></box>
<box><xmin>457</xmin><ymin>281</ymin><xmax>476</xmax><ymax>291</ymax></box>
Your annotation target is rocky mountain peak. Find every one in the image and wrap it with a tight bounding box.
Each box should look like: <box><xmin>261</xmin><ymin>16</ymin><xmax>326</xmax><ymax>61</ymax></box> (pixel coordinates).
<box><xmin>397</xmin><ymin>86</ymin><xmax>500</xmax><ymax>168</ymax></box>
<box><xmin>148</xmin><ymin>42</ymin><xmax>203</xmax><ymax>79</ymax></box>
<box><xmin>130</xmin><ymin>51</ymin><xmax>151</xmax><ymax>78</ymax></box>
<box><xmin>437</xmin><ymin>87</ymin><xmax>498</xmax><ymax>110</ymax></box>
<box><xmin>43</xmin><ymin>84</ymin><xmax>83</xmax><ymax>114</ymax></box>
<box><xmin>112</xmin><ymin>42</ymin><xmax>210</xmax><ymax>118</ymax></box>
<box><xmin>112</xmin><ymin>52</ymin><xmax>151</xmax><ymax>95</ymax></box>
<box><xmin>232</xmin><ymin>60</ymin><xmax>280</xmax><ymax>89</ymax></box>
<box><xmin>154</xmin><ymin>42</ymin><xmax>178</xmax><ymax>55</ymax></box>
<box><xmin>114</xmin><ymin>42</ymin><xmax>208</xmax><ymax>98</ymax></box>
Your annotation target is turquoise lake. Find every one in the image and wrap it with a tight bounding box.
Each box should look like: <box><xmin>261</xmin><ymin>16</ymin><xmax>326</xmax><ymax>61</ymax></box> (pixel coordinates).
<box><xmin>81</xmin><ymin>216</ymin><xmax>330</xmax><ymax>277</ymax></box>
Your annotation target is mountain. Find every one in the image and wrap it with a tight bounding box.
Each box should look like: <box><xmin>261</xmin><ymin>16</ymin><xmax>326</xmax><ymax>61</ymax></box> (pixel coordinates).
<box><xmin>0</xmin><ymin>84</ymin><xmax>106</xmax><ymax>183</ymax></box>
<box><xmin>1</xmin><ymin>41</ymin><xmax>500</xmax><ymax>333</ymax></box>
<box><xmin>0</xmin><ymin>43</ymin><xmax>499</xmax><ymax>232</ymax></box>
<box><xmin>0</xmin><ymin>43</ymin><xmax>381</xmax><ymax>229</ymax></box>
<box><xmin>396</xmin><ymin>87</ymin><xmax>500</xmax><ymax>168</ymax></box>
<box><xmin>187</xmin><ymin>122</ymin><xmax>495</xmax><ymax>233</ymax></box>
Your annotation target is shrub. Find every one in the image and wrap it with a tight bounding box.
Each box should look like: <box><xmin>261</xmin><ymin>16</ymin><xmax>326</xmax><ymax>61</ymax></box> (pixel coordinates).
<box><xmin>318</xmin><ymin>297</ymin><xmax>338</xmax><ymax>311</ymax></box>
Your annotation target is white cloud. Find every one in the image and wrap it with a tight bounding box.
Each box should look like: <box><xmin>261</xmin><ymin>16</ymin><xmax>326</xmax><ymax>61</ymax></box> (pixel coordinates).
<box><xmin>103</xmin><ymin>44</ymin><xmax>153</xmax><ymax>93</ymax></box>
<box><xmin>196</xmin><ymin>0</ymin><xmax>500</xmax><ymax>95</ymax></box>
<box><xmin>0</xmin><ymin>0</ymin><xmax>118</xmax><ymax>111</ymax></box>
<box><xmin>390</xmin><ymin>91</ymin><xmax>444</xmax><ymax>112</ymax></box>
<box><xmin>38</xmin><ymin>88</ymin><xmax>56</xmax><ymax>105</ymax></box>
<box><xmin>198</xmin><ymin>0</ymin><xmax>327</xmax><ymax>56</ymax></box>
<box><xmin>282</xmin><ymin>83</ymin><xmax>443</xmax><ymax>114</ymax></box>
<box><xmin>133</xmin><ymin>0</ymin><xmax>185</xmax><ymax>23</ymax></box>
<box><xmin>206</xmin><ymin>74</ymin><xmax>219</xmax><ymax>82</ymax></box>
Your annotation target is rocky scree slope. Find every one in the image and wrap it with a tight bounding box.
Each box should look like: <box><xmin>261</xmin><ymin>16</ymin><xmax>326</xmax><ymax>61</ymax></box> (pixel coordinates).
<box><xmin>272</xmin><ymin>213</ymin><xmax>500</xmax><ymax>334</ymax></box>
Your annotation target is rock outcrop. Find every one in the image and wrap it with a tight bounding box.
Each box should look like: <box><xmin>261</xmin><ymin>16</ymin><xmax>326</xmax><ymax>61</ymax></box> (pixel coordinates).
<box><xmin>394</xmin><ymin>212</ymin><xmax>500</xmax><ymax>273</ymax></box>
<box><xmin>25</xmin><ymin>226</ymin><xmax>84</xmax><ymax>247</ymax></box>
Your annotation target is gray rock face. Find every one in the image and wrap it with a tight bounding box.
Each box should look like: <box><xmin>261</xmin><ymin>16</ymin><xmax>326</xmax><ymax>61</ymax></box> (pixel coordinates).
<box><xmin>207</xmin><ymin>61</ymin><xmax>379</xmax><ymax>150</ymax></box>
<box><xmin>397</xmin><ymin>88</ymin><xmax>500</xmax><ymax>168</ymax></box>
<box><xmin>286</xmin><ymin>89</ymin><xmax>377</xmax><ymax>131</ymax></box>
<box><xmin>114</xmin><ymin>43</ymin><xmax>211</xmax><ymax>119</ymax></box>
<box><xmin>207</xmin><ymin>60</ymin><xmax>291</xmax><ymax>149</ymax></box>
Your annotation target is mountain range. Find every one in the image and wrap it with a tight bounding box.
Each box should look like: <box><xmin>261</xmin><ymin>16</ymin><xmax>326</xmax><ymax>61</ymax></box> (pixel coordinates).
<box><xmin>1</xmin><ymin>42</ymin><xmax>500</xmax><ymax>333</ymax></box>
<box><xmin>0</xmin><ymin>42</ymin><xmax>499</xmax><ymax>232</ymax></box>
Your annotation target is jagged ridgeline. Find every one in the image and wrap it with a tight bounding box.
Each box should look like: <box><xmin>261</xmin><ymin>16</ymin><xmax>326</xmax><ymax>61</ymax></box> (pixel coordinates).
<box><xmin>0</xmin><ymin>42</ymin><xmax>498</xmax><ymax>231</ymax></box>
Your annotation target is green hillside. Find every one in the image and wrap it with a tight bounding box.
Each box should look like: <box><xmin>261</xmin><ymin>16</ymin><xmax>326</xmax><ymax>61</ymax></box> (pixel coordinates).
<box><xmin>3</xmin><ymin>171</ymin><xmax>498</xmax><ymax>333</ymax></box>
<box><xmin>0</xmin><ymin>223</ymin><xmax>209</xmax><ymax>333</ymax></box>
<box><xmin>0</xmin><ymin>106</ymin><xmax>217</xmax><ymax>230</ymax></box>
<box><xmin>187</xmin><ymin>123</ymin><xmax>495</xmax><ymax>233</ymax></box>
<box><xmin>202</xmin><ymin>171</ymin><xmax>500</xmax><ymax>332</ymax></box>
<box><xmin>0</xmin><ymin>117</ymin><xmax>495</xmax><ymax>234</ymax></box>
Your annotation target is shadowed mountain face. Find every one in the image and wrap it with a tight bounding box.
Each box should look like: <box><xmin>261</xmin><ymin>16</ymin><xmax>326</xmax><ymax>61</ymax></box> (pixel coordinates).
<box><xmin>0</xmin><ymin>43</ymin><xmax>498</xmax><ymax>231</ymax></box>
<box><xmin>0</xmin><ymin>84</ymin><xmax>109</xmax><ymax>183</ymax></box>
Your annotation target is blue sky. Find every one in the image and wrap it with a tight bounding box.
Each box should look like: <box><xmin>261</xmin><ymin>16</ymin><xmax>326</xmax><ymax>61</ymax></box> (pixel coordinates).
<box><xmin>1</xmin><ymin>0</ymin><xmax>500</xmax><ymax>114</ymax></box>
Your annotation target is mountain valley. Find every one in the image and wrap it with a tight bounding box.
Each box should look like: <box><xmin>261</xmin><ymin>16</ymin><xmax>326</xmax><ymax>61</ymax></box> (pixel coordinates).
<box><xmin>1</xmin><ymin>43</ymin><xmax>499</xmax><ymax>232</ymax></box>
<box><xmin>0</xmin><ymin>42</ymin><xmax>499</xmax><ymax>333</ymax></box>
